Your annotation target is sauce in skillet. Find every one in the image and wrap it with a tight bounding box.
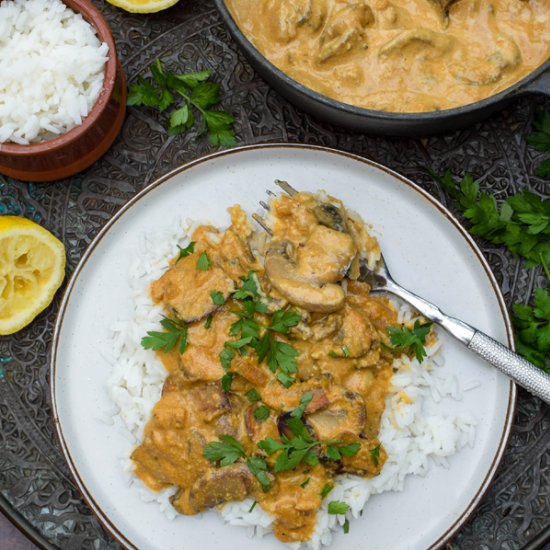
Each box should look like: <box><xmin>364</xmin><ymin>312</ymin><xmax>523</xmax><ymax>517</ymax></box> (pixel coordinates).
<box><xmin>225</xmin><ymin>0</ymin><xmax>550</xmax><ymax>112</ymax></box>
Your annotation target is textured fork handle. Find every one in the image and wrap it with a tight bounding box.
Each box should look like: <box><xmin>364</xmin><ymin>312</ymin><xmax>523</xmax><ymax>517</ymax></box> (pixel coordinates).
<box><xmin>384</xmin><ymin>279</ymin><xmax>550</xmax><ymax>404</ymax></box>
<box><xmin>468</xmin><ymin>332</ymin><xmax>550</xmax><ymax>404</ymax></box>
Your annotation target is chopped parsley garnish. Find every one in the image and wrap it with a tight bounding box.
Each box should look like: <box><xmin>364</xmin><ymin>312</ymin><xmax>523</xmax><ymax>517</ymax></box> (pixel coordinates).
<box><xmin>204</xmin><ymin>315</ymin><xmax>213</xmax><ymax>329</ymax></box>
<box><xmin>245</xmin><ymin>388</ymin><xmax>262</xmax><ymax>402</ymax></box>
<box><xmin>210</xmin><ymin>290</ymin><xmax>225</xmax><ymax>305</ymax></box>
<box><xmin>196</xmin><ymin>251</ymin><xmax>211</xmax><ymax>271</ymax></box>
<box><xmin>141</xmin><ymin>317</ymin><xmax>188</xmax><ymax>354</ymax></box>
<box><xmin>176</xmin><ymin>241</ymin><xmax>195</xmax><ymax>263</ymax></box>
<box><xmin>226</xmin><ymin>272</ymin><xmax>301</xmax><ymax>388</ymax></box>
<box><xmin>387</xmin><ymin>320</ymin><xmax>432</xmax><ymax>363</ymax></box>
<box><xmin>328</xmin><ymin>345</ymin><xmax>350</xmax><ymax>359</ymax></box>
<box><xmin>203</xmin><ymin>435</ymin><xmax>245</xmax><ymax>466</ymax></box>
<box><xmin>258</xmin><ymin>416</ymin><xmax>341</xmax><ymax>473</ymax></box>
<box><xmin>254</xmin><ymin>405</ymin><xmax>270</xmax><ymax>421</ymax></box>
<box><xmin>233</xmin><ymin>272</ymin><xmax>262</xmax><ymax>301</ymax></box>
<box><xmin>343</xmin><ymin>518</ymin><xmax>350</xmax><ymax>534</ymax></box>
<box><xmin>325</xmin><ymin>442</ymin><xmax>360</xmax><ymax>461</ymax></box>
<box><xmin>127</xmin><ymin>59</ymin><xmax>236</xmax><ymax>146</ymax></box>
<box><xmin>300</xmin><ymin>477</ymin><xmax>311</xmax><ymax>489</ymax></box>
<box><xmin>248</xmin><ymin>500</ymin><xmax>257</xmax><ymax>513</ymax></box>
<box><xmin>269</xmin><ymin>310</ymin><xmax>302</xmax><ymax>333</ymax></box>
<box><xmin>246</xmin><ymin>456</ymin><xmax>271</xmax><ymax>491</ymax></box>
<box><xmin>290</xmin><ymin>392</ymin><xmax>313</xmax><ymax>419</ymax></box>
<box><xmin>370</xmin><ymin>445</ymin><xmax>381</xmax><ymax>467</ymax></box>
<box><xmin>328</xmin><ymin>501</ymin><xmax>350</xmax><ymax>515</ymax></box>
<box><xmin>320</xmin><ymin>483</ymin><xmax>334</xmax><ymax>499</ymax></box>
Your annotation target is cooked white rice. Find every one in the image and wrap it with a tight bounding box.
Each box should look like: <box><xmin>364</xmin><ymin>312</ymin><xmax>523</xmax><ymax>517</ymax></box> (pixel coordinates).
<box><xmin>0</xmin><ymin>0</ymin><xmax>108</xmax><ymax>144</ymax></box>
<box><xmin>106</xmin><ymin>217</ymin><xmax>477</xmax><ymax>549</ymax></box>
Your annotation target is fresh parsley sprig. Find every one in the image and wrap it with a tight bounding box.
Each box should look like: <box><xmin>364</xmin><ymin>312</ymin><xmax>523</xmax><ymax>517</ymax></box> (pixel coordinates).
<box><xmin>513</xmin><ymin>287</ymin><xmax>550</xmax><ymax>372</ymax></box>
<box><xmin>527</xmin><ymin>111</ymin><xmax>550</xmax><ymax>179</ymax></box>
<box><xmin>436</xmin><ymin>171</ymin><xmax>550</xmax><ymax>268</ymax></box>
<box><xmin>257</xmin><ymin>413</ymin><xmax>359</xmax><ymax>473</ymax></box>
<box><xmin>203</xmin><ymin>435</ymin><xmax>245</xmax><ymax>466</ymax></box>
<box><xmin>141</xmin><ymin>317</ymin><xmax>188</xmax><ymax>354</ymax></box>
<box><xmin>387</xmin><ymin>320</ymin><xmax>432</xmax><ymax>363</ymax></box>
<box><xmin>127</xmin><ymin>59</ymin><xmax>236</xmax><ymax>146</ymax></box>
<box><xmin>435</xmin><ymin>168</ymin><xmax>550</xmax><ymax>370</ymax></box>
<box><xmin>176</xmin><ymin>241</ymin><xmax>195</xmax><ymax>263</ymax></box>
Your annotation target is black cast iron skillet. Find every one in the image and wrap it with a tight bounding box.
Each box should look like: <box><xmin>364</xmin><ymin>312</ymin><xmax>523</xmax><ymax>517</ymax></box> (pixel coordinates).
<box><xmin>214</xmin><ymin>0</ymin><xmax>550</xmax><ymax>137</ymax></box>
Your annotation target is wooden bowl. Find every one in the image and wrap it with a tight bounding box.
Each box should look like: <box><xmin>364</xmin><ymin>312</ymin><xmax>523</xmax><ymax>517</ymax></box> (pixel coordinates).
<box><xmin>0</xmin><ymin>0</ymin><xmax>127</xmax><ymax>183</ymax></box>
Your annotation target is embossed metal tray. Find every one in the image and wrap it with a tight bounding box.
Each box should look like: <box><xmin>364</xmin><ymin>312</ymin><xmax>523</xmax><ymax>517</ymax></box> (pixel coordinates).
<box><xmin>0</xmin><ymin>1</ymin><xmax>549</xmax><ymax>549</ymax></box>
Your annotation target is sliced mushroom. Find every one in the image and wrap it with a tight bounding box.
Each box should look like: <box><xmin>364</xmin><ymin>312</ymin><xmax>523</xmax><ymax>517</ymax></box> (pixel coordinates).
<box><xmin>172</xmin><ymin>463</ymin><xmax>256</xmax><ymax>515</ymax></box>
<box><xmin>451</xmin><ymin>34</ymin><xmax>521</xmax><ymax>86</ymax></box>
<box><xmin>161</xmin><ymin>379</ymin><xmax>231</xmax><ymax>423</ymax></box>
<box><xmin>265</xmin><ymin>241</ymin><xmax>346</xmax><ymax>313</ymax></box>
<box><xmin>307</xmin><ymin>389</ymin><xmax>366</xmax><ymax>440</ymax></box>
<box><xmin>295</xmin><ymin>225</ymin><xmax>356</xmax><ymax>284</ymax></box>
<box><xmin>151</xmin><ymin>253</ymin><xmax>235</xmax><ymax>322</ymax></box>
<box><xmin>379</xmin><ymin>29</ymin><xmax>453</xmax><ymax>58</ymax></box>
<box><xmin>313</xmin><ymin>202</ymin><xmax>346</xmax><ymax>232</ymax></box>
<box><xmin>317</xmin><ymin>2</ymin><xmax>374</xmax><ymax>63</ymax></box>
<box><xmin>290</xmin><ymin>311</ymin><xmax>342</xmax><ymax>342</ymax></box>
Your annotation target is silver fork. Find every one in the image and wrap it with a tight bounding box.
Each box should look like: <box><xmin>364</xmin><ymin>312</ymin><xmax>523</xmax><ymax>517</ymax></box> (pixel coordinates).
<box><xmin>258</xmin><ymin>181</ymin><xmax>550</xmax><ymax>405</ymax></box>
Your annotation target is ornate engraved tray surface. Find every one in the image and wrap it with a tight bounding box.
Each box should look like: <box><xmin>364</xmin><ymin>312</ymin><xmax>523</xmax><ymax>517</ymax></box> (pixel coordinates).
<box><xmin>1</xmin><ymin>1</ymin><xmax>549</xmax><ymax>548</ymax></box>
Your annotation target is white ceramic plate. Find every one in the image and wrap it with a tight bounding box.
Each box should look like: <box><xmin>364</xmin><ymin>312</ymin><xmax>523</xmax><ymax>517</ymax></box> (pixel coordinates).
<box><xmin>51</xmin><ymin>144</ymin><xmax>515</xmax><ymax>550</ymax></box>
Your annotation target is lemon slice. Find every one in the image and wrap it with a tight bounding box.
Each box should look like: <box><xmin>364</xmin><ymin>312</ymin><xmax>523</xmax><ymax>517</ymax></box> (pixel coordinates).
<box><xmin>0</xmin><ymin>216</ymin><xmax>66</xmax><ymax>335</ymax></box>
<box><xmin>106</xmin><ymin>0</ymin><xmax>180</xmax><ymax>13</ymax></box>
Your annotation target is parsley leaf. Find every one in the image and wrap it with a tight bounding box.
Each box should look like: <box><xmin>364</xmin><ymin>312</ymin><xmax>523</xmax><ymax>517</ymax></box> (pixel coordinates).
<box><xmin>204</xmin><ymin>315</ymin><xmax>213</xmax><ymax>329</ymax></box>
<box><xmin>300</xmin><ymin>477</ymin><xmax>311</xmax><ymax>488</ymax></box>
<box><xmin>328</xmin><ymin>501</ymin><xmax>350</xmax><ymax>515</ymax></box>
<box><xmin>512</xmin><ymin>287</ymin><xmax>550</xmax><ymax>372</ymax></box>
<box><xmin>247</xmin><ymin>456</ymin><xmax>271</xmax><ymax>491</ymax></box>
<box><xmin>176</xmin><ymin>241</ymin><xmax>195</xmax><ymax>263</ymax></box>
<box><xmin>370</xmin><ymin>445</ymin><xmax>381</xmax><ymax>467</ymax></box>
<box><xmin>435</xmin><ymin>170</ymin><xmax>550</xmax><ymax>267</ymax></box>
<box><xmin>320</xmin><ymin>483</ymin><xmax>334</xmax><ymax>499</ymax></box>
<box><xmin>527</xmin><ymin>111</ymin><xmax>550</xmax><ymax>152</ymax></box>
<box><xmin>387</xmin><ymin>320</ymin><xmax>432</xmax><ymax>363</ymax></box>
<box><xmin>141</xmin><ymin>317</ymin><xmax>188</xmax><ymax>354</ymax></box>
<box><xmin>290</xmin><ymin>392</ymin><xmax>314</xmax><ymax>419</ymax></box>
<box><xmin>127</xmin><ymin>59</ymin><xmax>236</xmax><ymax>145</ymax></box>
<box><xmin>269</xmin><ymin>310</ymin><xmax>302</xmax><ymax>333</ymax></box>
<box><xmin>210</xmin><ymin>290</ymin><xmax>225</xmax><ymax>305</ymax></box>
<box><xmin>196</xmin><ymin>251</ymin><xmax>211</xmax><ymax>271</ymax></box>
<box><xmin>343</xmin><ymin>518</ymin><xmax>350</xmax><ymax>534</ymax></box>
<box><xmin>203</xmin><ymin>435</ymin><xmax>245</xmax><ymax>466</ymax></box>
<box><xmin>245</xmin><ymin>388</ymin><xmax>261</xmax><ymax>402</ymax></box>
<box><xmin>254</xmin><ymin>405</ymin><xmax>270</xmax><ymax>421</ymax></box>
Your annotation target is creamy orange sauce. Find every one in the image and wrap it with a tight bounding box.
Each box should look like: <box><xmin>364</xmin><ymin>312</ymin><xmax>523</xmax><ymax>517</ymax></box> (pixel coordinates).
<box><xmin>131</xmin><ymin>191</ymin><xmax>416</xmax><ymax>543</ymax></box>
<box><xmin>225</xmin><ymin>0</ymin><xmax>550</xmax><ymax>112</ymax></box>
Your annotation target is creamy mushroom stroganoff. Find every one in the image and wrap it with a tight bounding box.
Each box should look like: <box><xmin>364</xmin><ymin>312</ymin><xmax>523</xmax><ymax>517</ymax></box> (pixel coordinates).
<box><xmin>224</xmin><ymin>0</ymin><xmax>550</xmax><ymax>112</ymax></box>
<box><xmin>108</xmin><ymin>188</ymin><xmax>477</xmax><ymax>548</ymax></box>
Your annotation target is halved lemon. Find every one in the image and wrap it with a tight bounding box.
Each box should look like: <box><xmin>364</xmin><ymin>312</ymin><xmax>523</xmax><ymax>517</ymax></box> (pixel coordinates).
<box><xmin>106</xmin><ymin>0</ymin><xmax>180</xmax><ymax>13</ymax></box>
<box><xmin>0</xmin><ymin>216</ymin><xmax>66</xmax><ymax>336</ymax></box>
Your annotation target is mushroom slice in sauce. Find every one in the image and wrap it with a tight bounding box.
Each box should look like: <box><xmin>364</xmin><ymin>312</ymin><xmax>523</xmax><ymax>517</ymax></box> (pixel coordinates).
<box><xmin>307</xmin><ymin>389</ymin><xmax>367</xmax><ymax>440</ymax></box>
<box><xmin>172</xmin><ymin>463</ymin><xmax>257</xmax><ymax>514</ymax></box>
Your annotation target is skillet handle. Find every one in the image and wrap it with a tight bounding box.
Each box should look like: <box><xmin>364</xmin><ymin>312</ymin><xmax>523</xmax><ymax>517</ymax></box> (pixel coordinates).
<box><xmin>517</xmin><ymin>68</ymin><xmax>550</xmax><ymax>96</ymax></box>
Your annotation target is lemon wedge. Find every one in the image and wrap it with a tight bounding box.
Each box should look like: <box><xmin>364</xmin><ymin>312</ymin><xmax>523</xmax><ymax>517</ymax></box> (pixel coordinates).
<box><xmin>0</xmin><ymin>216</ymin><xmax>66</xmax><ymax>335</ymax></box>
<box><xmin>106</xmin><ymin>0</ymin><xmax>180</xmax><ymax>13</ymax></box>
